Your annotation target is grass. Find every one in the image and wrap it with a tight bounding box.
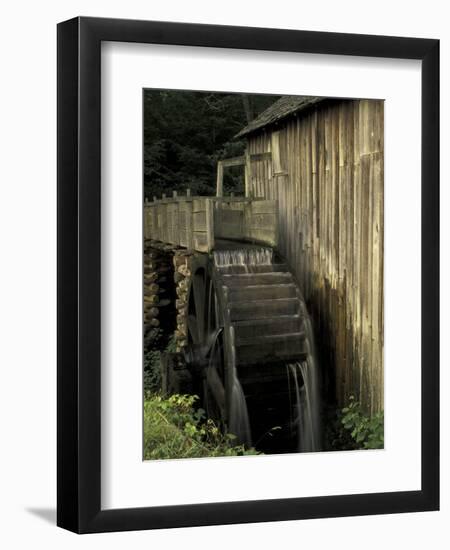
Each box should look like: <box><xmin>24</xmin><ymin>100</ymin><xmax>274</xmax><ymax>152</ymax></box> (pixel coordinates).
<box><xmin>143</xmin><ymin>393</ymin><xmax>259</xmax><ymax>460</ymax></box>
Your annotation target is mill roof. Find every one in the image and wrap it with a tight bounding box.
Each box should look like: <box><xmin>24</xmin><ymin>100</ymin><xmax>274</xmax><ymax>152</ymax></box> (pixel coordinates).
<box><xmin>236</xmin><ymin>95</ymin><xmax>324</xmax><ymax>138</ymax></box>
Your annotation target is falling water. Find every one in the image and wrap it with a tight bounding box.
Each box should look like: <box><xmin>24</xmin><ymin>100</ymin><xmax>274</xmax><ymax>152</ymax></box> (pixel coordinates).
<box><xmin>227</xmin><ymin>326</ymin><xmax>252</xmax><ymax>447</ymax></box>
<box><xmin>228</xmin><ymin>374</ymin><xmax>252</xmax><ymax>447</ymax></box>
<box><xmin>287</xmin><ymin>312</ymin><xmax>321</xmax><ymax>452</ymax></box>
<box><xmin>213</xmin><ymin>247</ymin><xmax>273</xmax><ymax>269</ymax></box>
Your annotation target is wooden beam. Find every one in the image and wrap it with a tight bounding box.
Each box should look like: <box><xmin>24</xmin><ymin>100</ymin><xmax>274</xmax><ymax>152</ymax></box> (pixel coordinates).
<box><xmin>249</xmin><ymin>152</ymin><xmax>272</xmax><ymax>162</ymax></box>
<box><xmin>216</xmin><ymin>160</ymin><xmax>224</xmax><ymax>197</ymax></box>
<box><xmin>205</xmin><ymin>199</ymin><xmax>214</xmax><ymax>252</ymax></box>
<box><xmin>244</xmin><ymin>150</ymin><xmax>251</xmax><ymax>197</ymax></box>
<box><xmin>220</xmin><ymin>156</ymin><xmax>245</xmax><ymax>168</ymax></box>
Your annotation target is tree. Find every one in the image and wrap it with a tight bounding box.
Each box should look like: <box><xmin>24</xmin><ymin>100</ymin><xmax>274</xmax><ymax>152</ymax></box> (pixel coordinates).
<box><xmin>143</xmin><ymin>90</ymin><xmax>280</xmax><ymax>200</ymax></box>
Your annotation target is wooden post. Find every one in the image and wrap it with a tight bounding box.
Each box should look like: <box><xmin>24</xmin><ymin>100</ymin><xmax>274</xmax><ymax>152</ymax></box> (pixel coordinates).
<box><xmin>216</xmin><ymin>161</ymin><xmax>224</xmax><ymax>197</ymax></box>
<box><xmin>186</xmin><ymin>201</ymin><xmax>193</xmax><ymax>250</ymax></box>
<box><xmin>143</xmin><ymin>204</ymin><xmax>148</xmax><ymax>238</ymax></box>
<box><xmin>205</xmin><ymin>198</ymin><xmax>214</xmax><ymax>252</ymax></box>
<box><xmin>244</xmin><ymin>149</ymin><xmax>251</xmax><ymax>197</ymax></box>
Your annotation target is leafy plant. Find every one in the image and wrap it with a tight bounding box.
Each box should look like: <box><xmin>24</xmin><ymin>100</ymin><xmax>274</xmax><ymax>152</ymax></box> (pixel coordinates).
<box><xmin>322</xmin><ymin>405</ymin><xmax>359</xmax><ymax>451</ymax></box>
<box><xmin>143</xmin><ymin>393</ymin><xmax>260</xmax><ymax>460</ymax></box>
<box><xmin>144</xmin><ymin>333</ymin><xmax>178</xmax><ymax>393</ymax></box>
<box><xmin>341</xmin><ymin>396</ymin><xmax>384</xmax><ymax>449</ymax></box>
<box><xmin>164</xmin><ymin>334</ymin><xmax>177</xmax><ymax>353</ymax></box>
<box><xmin>144</xmin><ymin>349</ymin><xmax>162</xmax><ymax>393</ymax></box>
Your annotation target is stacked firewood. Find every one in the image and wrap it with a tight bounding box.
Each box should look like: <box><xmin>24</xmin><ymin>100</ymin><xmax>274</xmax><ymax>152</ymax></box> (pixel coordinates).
<box><xmin>143</xmin><ymin>240</ymin><xmax>173</xmax><ymax>335</ymax></box>
<box><xmin>173</xmin><ymin>250</ymin><xmax>193</xmax><ymax>352</ymax></box>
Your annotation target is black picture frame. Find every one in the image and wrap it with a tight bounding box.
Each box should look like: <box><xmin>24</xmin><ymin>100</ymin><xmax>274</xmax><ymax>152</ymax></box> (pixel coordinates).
<box><xmin>57</xmin><ymin>16</ymin><xmax>439</xmax><ymax>533</ymax></box>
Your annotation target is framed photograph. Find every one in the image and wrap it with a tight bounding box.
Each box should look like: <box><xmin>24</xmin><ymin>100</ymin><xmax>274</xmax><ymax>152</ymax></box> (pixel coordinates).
<box><xmin>57</xmin><ymin>16</ymin><xmax>439</xmax><ymax>533</ymax></box>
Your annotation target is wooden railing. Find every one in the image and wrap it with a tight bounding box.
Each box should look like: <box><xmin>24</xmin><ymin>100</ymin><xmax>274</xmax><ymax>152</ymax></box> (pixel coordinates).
<box><xmin>144</xmin><ymin>191</ymin><xmax>278</xmax><ymax>253</ymax></box>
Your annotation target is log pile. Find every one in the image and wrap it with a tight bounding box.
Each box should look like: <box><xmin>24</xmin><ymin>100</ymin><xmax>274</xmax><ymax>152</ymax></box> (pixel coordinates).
<box><xmin>143</xmin><ymin>240</ymin><xmax>175</xmax><ymax>338</ymax></box>
<box><xmin>173</xmin><ymin>250</ymin><xmax>194</xmax><ymax>352</ymax></box>
<box><xmin>143</xmin><ymin>241</ymin><xmax>195</xmax><ymax>354</ymax></box>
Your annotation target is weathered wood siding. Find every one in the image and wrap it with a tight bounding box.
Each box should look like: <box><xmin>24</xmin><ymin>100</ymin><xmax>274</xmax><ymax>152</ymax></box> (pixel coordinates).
<box><xmin>247</xmin><ymin>99</ymin><xmax>384</xmax><ymax>414</ymax></box>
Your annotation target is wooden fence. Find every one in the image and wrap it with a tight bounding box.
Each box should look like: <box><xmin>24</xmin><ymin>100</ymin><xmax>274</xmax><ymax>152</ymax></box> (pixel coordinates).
<box><xmin>144</xmin><ymin>194</ymin><xmax>278</xmax><ymax>252</ymax></box>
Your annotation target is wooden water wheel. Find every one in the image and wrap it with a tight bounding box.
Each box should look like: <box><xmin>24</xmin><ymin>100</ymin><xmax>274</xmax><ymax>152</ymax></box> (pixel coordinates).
<box><xmin>183</xmin><ymin>248</ymin><xmax>316</xmax><ymax>452</ymax></box>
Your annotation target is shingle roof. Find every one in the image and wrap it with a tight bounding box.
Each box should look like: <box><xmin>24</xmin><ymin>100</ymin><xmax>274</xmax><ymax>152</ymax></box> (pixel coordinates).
<box><xmin>236</xmin><ymin>95</ymin><xmax>324</xmax><ymax>138</ymax></box>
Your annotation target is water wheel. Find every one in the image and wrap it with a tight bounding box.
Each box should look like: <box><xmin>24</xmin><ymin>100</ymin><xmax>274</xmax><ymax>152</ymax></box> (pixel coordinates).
<box><xmin>183</xmin><ymin>247</ymin><xmax>318</xmax><ymax>453</ymax></box>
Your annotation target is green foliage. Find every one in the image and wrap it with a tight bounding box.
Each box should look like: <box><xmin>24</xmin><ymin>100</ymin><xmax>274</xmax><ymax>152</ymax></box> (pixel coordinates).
<box><xmin>144</xmin><ymin>334</ymin><xmax>177</xmax><ymax>394</ymax></box>
<box><xmin>322</xmin><ymin>397</ymin><xmax>384</xmax><ymax>451</ymax></box>
<box><xmin>322</xmin><ymin>405</ymin><xmax>359</xmax><ymax>451</ymax></box>
<box><xmin>144</xmin><ymin>349</ymin><xmax>162</xmax><ymax>393</ymax></box>
<box><xmin>165</xmin><ymin>334</ymin><xmax>177</xmax><ymax>353</ymax></box>
<box><xmin>143</xmin><ymin>91</ymin><xmax>280</xmax><ymax>199</ymax></box>
<box><xmin>341</xmin><ymin>396</ymin><xmax>384</xmax><ymax>449</ymax></box>
<box><xmin>143</xmin><ymin>328</ymin><xmax>163</xmax><ymax>393</ymax></box>
<box><xmin>143</xmin><ymin>394</ymin><xmax>260</xmax><ymax>460</ymax></box>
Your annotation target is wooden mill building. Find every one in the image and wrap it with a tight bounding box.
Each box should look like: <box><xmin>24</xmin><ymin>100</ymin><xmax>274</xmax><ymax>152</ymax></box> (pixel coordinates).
<box><xmin>234</xmin><ymin>96</ymin><xmax>384</xmax><ymax>414</ymax></box>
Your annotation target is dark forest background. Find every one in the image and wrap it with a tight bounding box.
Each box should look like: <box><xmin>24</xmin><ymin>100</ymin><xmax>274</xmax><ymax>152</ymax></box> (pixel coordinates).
<box><xmin>143</xmin><ymin>90</ymin><xmax>280</xmax><ymax>200</ymax></box>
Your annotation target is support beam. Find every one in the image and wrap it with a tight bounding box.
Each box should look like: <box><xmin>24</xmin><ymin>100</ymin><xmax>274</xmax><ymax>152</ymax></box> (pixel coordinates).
<box><xmin>216</xmin><ymin>160</ymin><xmax>224</xmax><ymax>197</ymax></box>
<box><xmin>244</xmin><ymin>150</ymin><xmax>251</xmax><ymax>198</ymax></box>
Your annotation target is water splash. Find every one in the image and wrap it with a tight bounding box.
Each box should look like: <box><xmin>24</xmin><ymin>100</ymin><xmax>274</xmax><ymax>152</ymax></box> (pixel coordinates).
<box><xmin>213</xmin><ymin>247</ymin><xmax>273</xmax><ymax>268</ymax></box>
